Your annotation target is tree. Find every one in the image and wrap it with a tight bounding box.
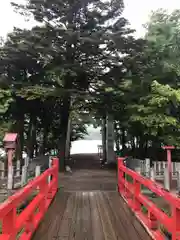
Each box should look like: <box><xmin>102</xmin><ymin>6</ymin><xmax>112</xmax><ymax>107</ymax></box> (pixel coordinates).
<box><xmin>11</xmin><ymin>0</ymin><xmax>138</xmax><ymax>168</ymax></box>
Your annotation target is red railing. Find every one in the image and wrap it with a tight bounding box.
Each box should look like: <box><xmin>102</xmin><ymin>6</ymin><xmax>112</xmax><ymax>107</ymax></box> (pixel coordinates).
<box><xmin>118</xmin><ymin>158</ymin><xmax>180</xmax><ymax>240</ymax></box>
<box><xmin>0</xmin><ymin>157</ymin><xmax>59</xmax><ymax>240</ymax></box>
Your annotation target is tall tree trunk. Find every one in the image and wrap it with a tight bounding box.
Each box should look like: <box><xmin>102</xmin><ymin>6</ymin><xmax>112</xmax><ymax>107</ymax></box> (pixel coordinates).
<box><xmin>144</xmin><ymin>139</ymin><xmax>148</xmax><ymax>158</ymax></box>
<box><xmin>39</xmin><ymin>125</ymin><xmax>49</xmax><ymax>155</ymax></box>
<box><xmin>106</xmin><ymin>113</ymin><xmax>115</xmax><ymax>163</ymax></box>
<box><xmin>121</xmin><ymin>127</ymin><xmax>126</xmax><ymax>154</ymax></box>
<box><xmin>58</xmin><ymin>94</ymin><xmax>71</xmax><ymax>171</ymax></box>
<box><xmin>131</xmin><ymin>137</ymin><xmax>136</xmax><ymax>155</ymax></box>
<box><xmin>114</xmin><ymin>122</ymin><xmax>120</xmax><ymax>152</ymax></box>
<box><xmin>139</xmin><ymin>136</ymin><xmax>144</xmax><ymax>158</ymax></box>
<box><xmin>102</xmin><ymin>114</ymin><xmax>107</xmax><ymax>163</ymax></box>
<box><xmin>65</xmin><ymin>116</ymin><xmax>72</xmax><ymax>163</ymax></box>
<box><xmin>42</xmin><ymin>126</ymin><xmax>48</xmax><ymax>154</ymax></box>
<box><xmin>27</xmin><ymin>114</ymin><xmax>37</xmax><ymax>159</ymax></box>
<box><xmin>14</xmin><ymin>113</ymin><xmax>24</xmax><ymax>165</ymax></box>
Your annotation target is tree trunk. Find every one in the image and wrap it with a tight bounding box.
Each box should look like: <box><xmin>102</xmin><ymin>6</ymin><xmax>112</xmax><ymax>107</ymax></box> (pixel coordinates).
<box><xmin>58</xmin><ymin>95</ymin><xmax>71</xmax><ymax>171</ymax></box>
<box><xmin>121</xmin><ymin>127</ymin><xmax>126</xmax><ymax>154</ymax></box>
<box><xmin>106</xmin><ymin>113</ymin><xmax>115</xmax><ymax>163</ymax></box>
<box><xmin>14</xmin><ymin>113</ymin><xmax>24</xmax><ymax>165</ymax></box>
<box><xmin>39</xmin><ymin>125</ymin><xmax>49</xmax><ymax>155</ymax></box>
<box><xmin>144</xmin><ymin>139</ymin><xmax>148</xmax><ymax>158</ymax></box>
<box><xmin>27</xmin><ymin>114</ymin><xmax>37</xmax><ymax>159</ymax></box>
<box><xmin>139</xmin><ymin>136</ymin><xmax>144</xmax><ymax>158</ymax></box>
<box><xmin>102</xmin><ymin>115</ymin><xmax>107</xmax><ymax>163</ymax></box>
<box><xmin>114</xmin><ymin>122</ymin><xmax>120</xmax><ymax>152</ymax></box>
<box><xmin>65</xmin><ymin>116</ymin><xmax>72</xmax><ymax>163</ymax></box>
<box><xmin>42</xmin><ymin>126</ymin><xmax>48</xmax><ymax>154</ymax></box>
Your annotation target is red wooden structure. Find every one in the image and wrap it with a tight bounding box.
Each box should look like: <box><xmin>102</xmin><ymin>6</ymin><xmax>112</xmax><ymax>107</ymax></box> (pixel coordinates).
<box><xmin>2</xmin><ymin>155</ymin><xmax>180</xmax><ymax>239</ymax></box>
<box><xmin>0</xmin><ymin>158</ymin><xmax>59</xmax><ymax>240</ymax></box>
<box><xmin>118</xmin><ymin>157</ymin><xmax>180</xmax><ymax>240</ymax></box>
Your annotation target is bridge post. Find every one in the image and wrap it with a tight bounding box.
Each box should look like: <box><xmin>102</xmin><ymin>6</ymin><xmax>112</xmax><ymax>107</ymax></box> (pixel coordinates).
<box><xmin>39</xmin><ymin>178</ymin><xmax>47</xmax><ymax>214</ymax></box>
<box><xmin>133</xmin><ymin>180</ymin><xmax>141</xmax><ymax>211</ymax></box>
<box><xmin>148</xmin><ymin>212</ymin><xmax>157</xmax><ymax>230</ymax></box>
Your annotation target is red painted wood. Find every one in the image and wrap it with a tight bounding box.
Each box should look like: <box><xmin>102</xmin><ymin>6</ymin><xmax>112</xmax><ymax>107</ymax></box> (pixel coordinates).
<box><xmin>162</xmin><ymin>146</ymin><xmax>175</xmax><ymax>150</ymax></box>
<box><xmin>3</xmin><ymin>133</ymin><xmax>17</xmax><ymax>142</ymax></box>
<box><xmin>118</xmin><ymin>157</ymin><xmax>180</xmax><ymax>240</ymax></box>
<box><xmin>0</xmin><ymin>157</ymin><xmax>59</xmax><ymax>240</ymax></box>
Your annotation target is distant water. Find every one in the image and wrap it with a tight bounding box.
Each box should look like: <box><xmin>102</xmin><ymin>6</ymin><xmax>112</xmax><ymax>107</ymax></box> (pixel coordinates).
<box><xmin>71</xmin><ymin>140</ymin><xmax>102</xmax><ymax>154</ymax></box>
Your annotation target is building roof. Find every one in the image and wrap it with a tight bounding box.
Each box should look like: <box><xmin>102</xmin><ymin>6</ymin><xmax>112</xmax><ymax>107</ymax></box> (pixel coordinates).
<box><xmin>3</xmin><ymin>133</ymin><xmax>18</xmax><ymax>142</ymax></box>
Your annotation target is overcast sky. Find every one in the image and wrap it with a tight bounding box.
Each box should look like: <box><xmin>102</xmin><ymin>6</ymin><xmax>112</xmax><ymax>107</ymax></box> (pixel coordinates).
<box><xmin>0</xmin><ymin>0</ymin><xmax>180</xmax><ymax>38</ymax></box>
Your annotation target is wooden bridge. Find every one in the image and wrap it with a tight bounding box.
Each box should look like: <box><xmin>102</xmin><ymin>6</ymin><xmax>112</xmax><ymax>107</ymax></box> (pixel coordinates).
<box><xmin>0</xmin><ymin>154</ymin><xmax>179</xmax><ymax>240</ymax></box>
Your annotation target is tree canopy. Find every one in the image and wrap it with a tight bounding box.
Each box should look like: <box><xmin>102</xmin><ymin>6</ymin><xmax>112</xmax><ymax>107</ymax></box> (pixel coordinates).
<box><xmin>0</xmin><ymin>3</ymin><xmax>179</xmax><ymax>166</ymax></box>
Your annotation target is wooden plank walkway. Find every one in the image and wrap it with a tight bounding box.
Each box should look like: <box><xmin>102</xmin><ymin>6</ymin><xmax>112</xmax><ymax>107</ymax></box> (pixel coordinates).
<box><xmin>32</xmin><ymin>153</ymin><xmax>152</xmax><ymax>240</ymax></box>
<box><xmin>32</xmin><ymin>191</ymin><xmax>152</xmax><ymax>240</ymax></box>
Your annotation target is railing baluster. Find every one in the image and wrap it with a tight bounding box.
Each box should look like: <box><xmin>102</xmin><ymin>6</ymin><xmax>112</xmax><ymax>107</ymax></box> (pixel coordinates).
<box><xmin>133</xmin><ymin>180</ymin><xmax>141</xmax><ymax>211</ymax></box>
<box><xmin>148</xmin><ymin>211</ymin><xmax>158</xmax><ymax>230</ymax></box>
<box><xmin>2</xmin><ymin>208</ymin><xmax>16</xmax><ymax>235</ymax></box>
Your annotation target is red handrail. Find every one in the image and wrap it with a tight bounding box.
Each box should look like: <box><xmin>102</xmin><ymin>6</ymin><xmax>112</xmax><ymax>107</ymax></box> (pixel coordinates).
<box><xmin>118</xmin><ymin>158</ymin><xmax>180</xmax><ymax>240</ymax></box>
<box><xmin>0</xmin><ymin>157</ymin><xmax>59</xmax><ymax>240</ymax></box>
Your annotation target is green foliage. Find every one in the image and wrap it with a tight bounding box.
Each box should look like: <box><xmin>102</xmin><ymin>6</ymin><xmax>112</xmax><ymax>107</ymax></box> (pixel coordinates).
<box><xmin>92</xmin><ymin>8</ymin><xmax>180</xmax><ymax>153</ymax></box>
<box><xmin>0</xmin><ymin>89</ymin><xmax>13</xmax><ymax>113</ymax></box>
<box><xmin>120</xmin><ymin>9</ymin><xmax>180</xmax><ymax>149</ymax></box>
<box><xmin>1</xmin><ymin>2</ymin><xmax>180</xmax><ymax>161</ymax></box>
<box><xmin>0</xmin><ymin>0</ymin><xmax>136</xmax><ymax>160</ymax></box>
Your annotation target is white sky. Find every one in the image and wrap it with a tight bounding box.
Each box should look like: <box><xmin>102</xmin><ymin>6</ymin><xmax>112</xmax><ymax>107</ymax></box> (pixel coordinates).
<box><xmin>0</xmin><ymin>0</ymin><xmax>180</xmax><ymax>38</ymax></box>
<box><xmin>123</xmin><ymin>0</ymin><xmax>180</xmax><ymax>37</ymax></box>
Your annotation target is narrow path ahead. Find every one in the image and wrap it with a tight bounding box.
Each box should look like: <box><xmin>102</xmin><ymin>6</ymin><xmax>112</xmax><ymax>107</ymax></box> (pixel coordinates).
<box><xmin>70</xmin><ymin>153</ymin><xmax>102</xmax><ymax>169</ymax></box>
<box><xmin>32</xmin><ymin>154</ymin><xmax>152</xmax><ymax>240</ymax></box>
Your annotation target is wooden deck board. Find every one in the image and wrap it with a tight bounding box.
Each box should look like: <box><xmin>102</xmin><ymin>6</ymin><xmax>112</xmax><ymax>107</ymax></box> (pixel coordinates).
<box><xmin>33</xmin><ymin>191</ymin><xmax>152</xmax><ymax>240</ymax></box>
<box><xmin>33</xmin><ymin>154</ymin><xmax>151</xmax><ymax>240</ymax></box>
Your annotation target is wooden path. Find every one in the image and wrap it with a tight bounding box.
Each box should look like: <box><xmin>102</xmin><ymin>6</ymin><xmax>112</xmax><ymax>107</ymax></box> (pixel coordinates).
<box><xmin>33</xmin><ymin>191</ymin><xmax>152</xmax><ymax>240</ymax></box>
<box><xmin>32</xmin><ymin>154</ymin><xmax>152</xmax><ymax>240</ymax></box>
